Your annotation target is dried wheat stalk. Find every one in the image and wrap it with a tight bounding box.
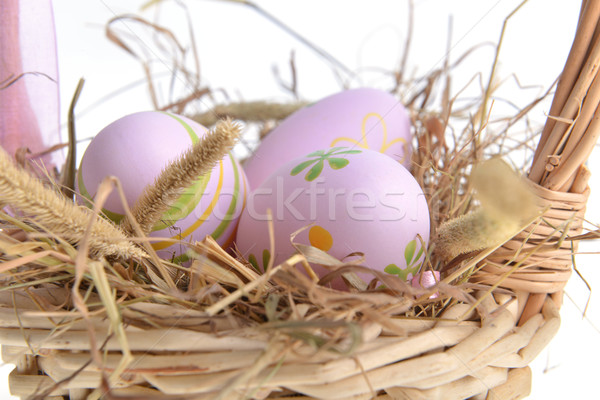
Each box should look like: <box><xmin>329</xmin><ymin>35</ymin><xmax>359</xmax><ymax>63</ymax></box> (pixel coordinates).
<box><xmin>192</xmin><ymin>101</ymin><xmax>307</xmax><ymax>127</ymax></box>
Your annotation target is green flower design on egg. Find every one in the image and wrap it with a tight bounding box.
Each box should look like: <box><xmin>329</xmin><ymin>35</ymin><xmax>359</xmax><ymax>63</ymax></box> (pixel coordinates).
<box><xmin>290</xmin><ymin>147</ymin><xmax>362</xmax><ymax>181</ymax></box>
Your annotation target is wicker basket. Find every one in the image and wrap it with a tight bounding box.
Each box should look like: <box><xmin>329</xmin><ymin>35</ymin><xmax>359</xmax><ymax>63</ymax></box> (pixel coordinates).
<box><xmin>1</xmin><ymin>2</ymin><xmax>599</xmax><ymax>399</ymax></box>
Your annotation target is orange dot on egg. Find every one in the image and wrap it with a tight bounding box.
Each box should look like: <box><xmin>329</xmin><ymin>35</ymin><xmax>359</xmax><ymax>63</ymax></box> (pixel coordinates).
<box><xmin>309</xmin><ymin>225</ymin><xmax>333</xmax><ymax>252</ymax></box>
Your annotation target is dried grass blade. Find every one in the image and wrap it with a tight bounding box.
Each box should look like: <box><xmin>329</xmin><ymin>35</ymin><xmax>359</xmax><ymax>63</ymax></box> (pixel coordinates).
<box><xmin>87</xmin><ymin>261</ymin><xmax>133</xmax><ymax>399</ymax></box>
<box><xmin>205</xmin><ymin>264</ymin><xmax>285</xmax><ymax>317</ymax></box>
<box><xmin>194</xmin><ymin>236</ymin><xmax>262</xmax><ymax>283</ymax></box>
<box><xmin>479</xmin><ymin>0</ymin><xmax>530</xmax><ymax>130</ymax></box>
<box><xmin>107</xmin><ymin>177</ymin><xmax>175</xmax><ymax>290</ymax></box>
<box><xmin>0</xmin><ymin>250</ymin><xmax>72</xmax><ymax>274</ymax></box>
<box><xmin>60</xmin><ymin>78</ymin><xmax>84</xmax><ymax>199</ymax></box>
<box><xmin>205</xmin><ymin>254</ymin><xmax>305</xmax><ymax>316</ymax></box>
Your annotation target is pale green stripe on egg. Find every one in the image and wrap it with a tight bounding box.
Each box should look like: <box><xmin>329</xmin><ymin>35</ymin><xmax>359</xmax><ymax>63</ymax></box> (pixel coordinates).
<box><xmin>161</xmin><ymin>112</ymin><xmax>200</xmax><ymax>143</ymax></box>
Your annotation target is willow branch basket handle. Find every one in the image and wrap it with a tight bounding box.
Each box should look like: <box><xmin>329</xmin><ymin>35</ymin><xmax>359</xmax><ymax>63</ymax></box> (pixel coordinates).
<box><xmin>1</xmin><ymin>1</ymin><xmax>599</xmax><ymax>400</ymax></box>
<box><xmin>476</xmin><ymin>0</ymin><xmax>598</xmax><ymax>325</ymax></box>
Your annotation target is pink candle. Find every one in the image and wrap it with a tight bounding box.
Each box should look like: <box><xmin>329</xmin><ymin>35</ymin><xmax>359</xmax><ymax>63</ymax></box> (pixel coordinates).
<box><xmin>0</xmin><ymin>0</ymin><xmax>61</xmax><ymax>173</ymax></box>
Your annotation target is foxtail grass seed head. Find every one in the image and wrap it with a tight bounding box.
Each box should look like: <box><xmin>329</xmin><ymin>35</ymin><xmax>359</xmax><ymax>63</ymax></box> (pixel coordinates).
<box><xmin>0</xmin><ymin>147</ymin><xmax>145</xmax><ymax>259</ymax></box>
<box><xmin>121</xmin><ymin>118</ymin><xmax>241</xmax><ymax>237</ymax></box>
<box><xmin>435</xmin><ymin>158</ymin><xmax>542</xmax><ymax>262</ymax></box>
<box><xmin>192</xmin><ymin>101</ymin><xmax>307</xmax><ymax>127</ymax></box>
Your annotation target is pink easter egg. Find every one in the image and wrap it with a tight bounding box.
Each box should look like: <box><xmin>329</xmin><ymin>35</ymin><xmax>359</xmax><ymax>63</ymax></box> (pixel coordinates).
<box><xmin>235</xmin><ymin>147</ymin><xmax>429</xmax><ymax>289</ymax></box>
<box><xmin>243</xmin><ymin>88</ymin><xmax>412</xmax><ymax>189</ymax></box>
<box><xmin>411</xmin><ymin>271</ymin><xmax>441</xmax><ymax>299</ymax></box>
<box><xmin>77</xmin><ymin>111</ymin><xmax>248</xmax><ymax>261</ymax></box>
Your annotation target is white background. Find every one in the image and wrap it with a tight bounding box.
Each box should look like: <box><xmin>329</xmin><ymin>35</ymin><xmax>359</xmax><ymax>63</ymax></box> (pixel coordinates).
<box><xmin>2</xmin><ymin>0</ymin><xmax>599</xmax><ymax>399</ymax></box>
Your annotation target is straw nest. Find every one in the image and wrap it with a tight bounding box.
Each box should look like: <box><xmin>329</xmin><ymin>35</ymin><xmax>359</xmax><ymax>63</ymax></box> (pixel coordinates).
<box><xmin>1</xmin><ymin>1</ymin><xmax>599</xmax><ymax>399</ymax></box>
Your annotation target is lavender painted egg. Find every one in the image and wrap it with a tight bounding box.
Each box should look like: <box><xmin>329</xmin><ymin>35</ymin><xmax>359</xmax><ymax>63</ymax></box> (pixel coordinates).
<box><xmin>77</xmin><ymin>111</ymin><xmax>248</xmax><ymax>260</ymax></box>
<box><xmin>235</xmin><ymin>147</ymin><xmax>429</xmax><ymax>289</ymax></box>
<box><xmin>243</xmin><ymin>88</ymin><xmax>412</xmax><ymax>189</ymax></box>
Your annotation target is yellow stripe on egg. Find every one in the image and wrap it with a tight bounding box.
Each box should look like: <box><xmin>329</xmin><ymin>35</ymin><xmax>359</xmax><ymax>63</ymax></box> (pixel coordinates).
<box><xmin>151</xmin><ymin>159</ymin><xmax>225</xmax><ymax>251</ymax></box>
<box><xmin>211</xmin><ymin>154</ymin><xmax>240</xmax><ymax>240</ymax></box>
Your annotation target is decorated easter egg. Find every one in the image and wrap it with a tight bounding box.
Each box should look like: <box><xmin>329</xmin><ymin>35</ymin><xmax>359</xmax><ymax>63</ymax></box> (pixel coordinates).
<box><xmin>77</xmin><ymin>111</ymin><xmax>248</xmax><ymax>260</ymax></box>
<box><xmin>235</xmin><ymin>147</ymin><xmax>429</xmax><ymax>289</ymax></box>
<box><xmin>243</xmin><ymin>88</ymin><xmax>412</xmax><ymax>189</ymax></box>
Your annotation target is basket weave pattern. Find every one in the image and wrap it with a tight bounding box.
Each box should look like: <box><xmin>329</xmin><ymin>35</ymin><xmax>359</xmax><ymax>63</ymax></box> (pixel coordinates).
<box><xmin>1</xmin><ymin>288</ymin><xmax>557</xmax><ymax>399</ymax></box>
<box><xmin>475</xmin><ymin>183</ymin><xmax>589</xmax><ymax>295</ymax></box>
